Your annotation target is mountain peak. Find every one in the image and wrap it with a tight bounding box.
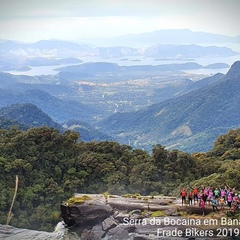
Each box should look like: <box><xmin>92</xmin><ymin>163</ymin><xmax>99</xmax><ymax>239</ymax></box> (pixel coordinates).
<box><xmin>226</xmin><ymin>61</ymin><xmax>240</xmax><ymax>78</ymax></box>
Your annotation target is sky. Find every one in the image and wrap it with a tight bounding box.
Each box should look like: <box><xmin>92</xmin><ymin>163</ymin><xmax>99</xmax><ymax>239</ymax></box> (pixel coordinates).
<box><xmin>0</xmin><ymin>0</ymin><xmax>240</xmax><ymax>43</ymax></box>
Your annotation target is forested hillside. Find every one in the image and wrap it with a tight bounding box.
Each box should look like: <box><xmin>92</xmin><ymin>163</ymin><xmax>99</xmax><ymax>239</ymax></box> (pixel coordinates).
<box><xmin>0</xmin><ymin>103</ymin><xmax>61</xmax><ymax>129</ymax></box>
<box><xmin>0</xmin><ymin>126</ymin><xmax>240</xmax><ymax>231</ymax></box>
<box><xmin>0</xmin><ymin>89</ymin><xmax>100</xmax><ymax>123</ymax></box>
<box><xmin>0</xmin><ymin>103</ymin><xmax>112</xmax><ymax>142</ymax></box>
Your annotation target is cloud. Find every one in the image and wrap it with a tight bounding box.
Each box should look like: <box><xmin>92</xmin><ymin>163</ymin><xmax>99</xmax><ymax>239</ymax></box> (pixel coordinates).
<box><xmin>1</xmin><ymin>0</ymin><xmax>240</xmax><ymax>20</ymax></box>
<box><xmin>0</xmin><ymin>0</ymin><xmax>214</xmax><ymax>18</ymax></box>
<box><xmin>0</xmin><ymin>0</ymin><xmax>239</xmax><ymax>41</ymax></box>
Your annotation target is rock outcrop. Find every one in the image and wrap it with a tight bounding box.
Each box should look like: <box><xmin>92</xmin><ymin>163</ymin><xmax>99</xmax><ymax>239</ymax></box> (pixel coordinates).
<box><xmin>61</xmin><ymin>194</ymin><xmax>238</xmax><ymax>240</ymax></box>
<box><xmin>61</xmin><ymin>199</ymin><xmax>113</xmax><ymax>227</ymax></box>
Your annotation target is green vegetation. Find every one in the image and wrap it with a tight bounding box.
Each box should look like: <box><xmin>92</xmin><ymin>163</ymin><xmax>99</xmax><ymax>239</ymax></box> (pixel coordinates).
<box><xmin>0</xmin><ymin>126</ymin><xmax>240</xmax><ymax>231</ymax></box>
<box><xmin>122</xmin><ymin>193</ymin><xmax>142</xmax><ymax>199</ymax></box>
<box><xmin>66</xmin><ymin>195</ymin><xmax>92</xmax><ymax>205</ymax></box>
<box><xmin>150</xmin><ymin>210</ymin><xmax>166</xmax><ymax>217</ymax></box>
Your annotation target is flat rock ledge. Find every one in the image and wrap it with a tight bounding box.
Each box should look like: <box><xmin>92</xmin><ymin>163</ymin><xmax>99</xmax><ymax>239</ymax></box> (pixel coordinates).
<box><xmin>61</xmin><ymin>194</ymin><xmax>239</xmax><ymax>240</ymax></box>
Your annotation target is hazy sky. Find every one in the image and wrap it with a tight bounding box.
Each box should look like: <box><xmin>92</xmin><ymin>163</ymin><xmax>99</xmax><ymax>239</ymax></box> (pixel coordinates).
<box><xmin>0</xmin><ymin>0</ymin><xmax>240</xmax><ymax>42</ymax></box>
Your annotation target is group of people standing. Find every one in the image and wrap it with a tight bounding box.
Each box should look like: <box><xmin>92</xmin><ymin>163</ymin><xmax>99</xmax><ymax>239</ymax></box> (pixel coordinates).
<box><xmin>180</xmin><ymin>185</ymin><xmax>240</xmax><ymax>216</ymax></box>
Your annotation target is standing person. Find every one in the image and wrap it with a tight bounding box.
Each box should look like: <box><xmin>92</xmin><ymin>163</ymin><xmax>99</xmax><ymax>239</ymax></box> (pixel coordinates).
<box><xmin>231</xmin><ymin>194</ymin><xmax>239</xmax><ymax>212</ymax></box>
<box><xmin>180</xmin><ymin>188</ymin><xmax>187</xmax><ymax>206</ymax></box>
<box><xmin>227</xmin><ymin>193</ymin><xmax>233</xmax><ymax>210</ymax></box>
<box><xmin>193</xmin><ymin>187</ymin><xmax>198</xmax><ymax>204</ymax></box>
<box><xmin>219</xmin><ymin>196</ymin><xmax>225</xmax><ymax>210</ymax></box>
<box><xmin>199</xmin><ymin>199</ymin><xmax>206</xmax><ymax>216</ymax></box>
<box><xmin>233</xmin><ymin>193</ymin><xmax>238</xmax><ymax>203</ymax></box>
<box><xmin>214</xmin><ymin>188</ymin><xmax>220</xmax><ymax>199</ymax></box>
<box><xmin>198</xmin><ymin>190</ymin><xmax>203</xmax><ymax>203</ymax></box>
<box><xmin>188</xmin><ymin>190</ymin><xmax>193</xmax><ymax>206</ymax></box>
<box><xmin>208</xmin><ymin>188</ymin><xmax>214</xmax><ymax>205</ymax></box>
<box><xmin>202</xmin><ymin>192</ymin><xmax>208</xmax><ymax>205</ymax></box>
<box><xmin>211</xmin><ymin>197</ymin><xmax>219</xmax><ymax>213</ymax></box>
<box><xmin>220</xmin><ymin>188</ymin><xmax>226</xmax><ymax>202</ymax></box>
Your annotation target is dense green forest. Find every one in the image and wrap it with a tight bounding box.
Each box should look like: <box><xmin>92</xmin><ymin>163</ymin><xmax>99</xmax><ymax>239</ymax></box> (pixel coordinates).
<box><xmin>0</xmin><ymin>126</ymin><xmax>240</xmax><ymax>231</ymax></box>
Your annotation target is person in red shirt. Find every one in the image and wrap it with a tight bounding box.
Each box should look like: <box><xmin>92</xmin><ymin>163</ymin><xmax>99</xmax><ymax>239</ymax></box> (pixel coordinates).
<box><xmin>180</xmin><ymin>188</ymin><xmax>187</xmax><ymax>205</ymax></box>
<box><xmin>188</xmin><ymin>191</ymin><xmax>193</xmax><ymax>206</ymax></box>
<box><xmin>193</xmin><ymin>187</ymin><xmax>198</xmax><ymax>204</ymax></box>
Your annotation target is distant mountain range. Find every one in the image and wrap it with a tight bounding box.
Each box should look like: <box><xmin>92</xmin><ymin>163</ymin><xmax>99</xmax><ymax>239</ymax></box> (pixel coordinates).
<box><xmin>0</xmin><ymin>36</ymin><xmax>239</xmax><ymax>70</ymax></box>
<box><xmin>97</xmin><ymin>61</ymin><xmax>240</xmax><ymax>153</ymax></box>
<box><xmin>144</xmin><ymin>44</ymin><xmax>238</xmax><ymax>58</ymax></box>
<box><xmin>85</xmin><ymin>29</ymin><xmax>240</xmax><ymax>47</ymax></box>
<box><xmin>1</xmin><ymin>40</ymin><xmax>238</xmax><ymax>59</ymax></box>
<box><xmin>1</xmin><ymin>29</ymin><xmax>239</xmax><ymax>72</ymax></box>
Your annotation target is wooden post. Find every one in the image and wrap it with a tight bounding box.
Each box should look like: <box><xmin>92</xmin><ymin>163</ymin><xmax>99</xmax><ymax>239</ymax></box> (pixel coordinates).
<box><xmin>6</xmin><ymin>175</ymin><xmax>19</xmax><ymax>225</ymax></box>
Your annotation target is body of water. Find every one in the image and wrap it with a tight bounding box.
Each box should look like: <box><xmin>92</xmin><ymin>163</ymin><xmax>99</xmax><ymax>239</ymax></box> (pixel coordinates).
<box><xmin>4</xmin><ymin>55</ymin><xmax>240</xmax><ymax>77</ymax></box>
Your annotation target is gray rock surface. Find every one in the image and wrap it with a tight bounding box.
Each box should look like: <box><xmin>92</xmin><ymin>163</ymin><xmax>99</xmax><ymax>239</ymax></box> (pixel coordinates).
<box><xmin>102</xmin><ymin>216</ymin><xmax>118</xmax><ymax>231</ymax></box>
<box><xmin>0</xmin><ymin>223</ymin><xmax>78</xmax><ymax>240</ymax></box>
<box><xmin>2</xmin><ymin>194</ymin><xmax>239</xmax><ymax>240</ymax></box>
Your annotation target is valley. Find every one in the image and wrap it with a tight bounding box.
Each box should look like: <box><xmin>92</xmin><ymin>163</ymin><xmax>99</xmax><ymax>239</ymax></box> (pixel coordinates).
<box><xmin>0</xmin><ymin>30</ymin><xmax>240</xmax><ymax>153</ymax></box>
